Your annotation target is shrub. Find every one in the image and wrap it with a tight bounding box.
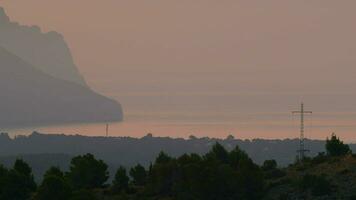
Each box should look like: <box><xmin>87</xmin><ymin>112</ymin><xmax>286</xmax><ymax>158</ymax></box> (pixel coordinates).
<box><xmin>299</xmin><ymin>174</ymin><xmax>332</xmax><ymax>196</ymax></box>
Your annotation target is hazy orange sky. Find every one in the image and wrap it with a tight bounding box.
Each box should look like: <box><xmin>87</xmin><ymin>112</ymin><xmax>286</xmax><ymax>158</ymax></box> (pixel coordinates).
<box><xmin>2</xmin><ymin>1</ymin><xmax>356</xmax><ymax>140</ymax></box>
<box><xmin>1</xmin><ymin>0</ymin><xmax>356</xmax><ymax>97</ymax></box>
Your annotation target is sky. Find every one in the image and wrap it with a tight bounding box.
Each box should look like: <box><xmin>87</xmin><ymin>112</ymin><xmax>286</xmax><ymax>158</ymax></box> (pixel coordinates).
<box><xmin>2</xmin><ymin>0</ymin><xmax>356</xmax><ymax>96</ymax></box>
<box><xmin>1</xmin><ymin>1</ymin><xmax>356</xmax><ymax>140</ymax></box>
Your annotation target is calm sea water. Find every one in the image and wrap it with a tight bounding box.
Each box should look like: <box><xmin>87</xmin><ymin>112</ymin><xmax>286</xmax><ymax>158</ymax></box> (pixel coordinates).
<box><xmin>3</xmin><ymin>94</ymin><xmax>356</xmax><ymax>141</ymax></box>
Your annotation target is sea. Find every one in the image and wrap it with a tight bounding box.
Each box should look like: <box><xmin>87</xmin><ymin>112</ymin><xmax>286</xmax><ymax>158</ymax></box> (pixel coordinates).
<box><xmin>3</xmin><ymin>94</ymin><xmax>356</xmax><ymax>142</ymax></box>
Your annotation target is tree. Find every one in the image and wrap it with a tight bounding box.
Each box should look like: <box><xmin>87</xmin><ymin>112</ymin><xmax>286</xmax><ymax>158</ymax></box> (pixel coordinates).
<box><xmin>35</xmin><ymin>175</ymin><xmax>72</xmax><ymax>200</ymax></box>
<box><xmin>326</xmin><ymin>133</ymin><xmax>351</xmax><ymax>157</ymax></box>
<box><xmin>0</xmin><ymin>165</ymin><xmax>8</xmax><ymax>195</ymax></box>
<box><xmin>112</xmin><ymin>166</ymin><xmax>129</xmax><ymax>193</ymax></box>
<box><xmin>0</xmin><ymin>159</ymin><xmax>37</xmax><ymax>200</ymax></box>
<box><xmin>146</xmin><ymin>159</ymin><xmax>178</xmax><ymax>196</ymax></box>
<box><xmin>229</xmin><ymin>145</ymin><xmax>251</xmax><ymax>168</ymax></box>
<box><xmin>155</xmin><ymin>151</ymin><xmax>172</xmax><ymax>164</ymax></box>
<box><xmin>205</xmin><ymin>142</ymin><xmax>229</xmax><ymax>163</ymax></box>
<box><xmin>262</xmin><ymin>160</ymin><xmax>277</xmax><ymax>171</ymax></box>
<box><xmin>44</xmin><ymin>166</ymin><xmax>64</xmax><ymax>179</ymax></box>
<box><xmin>13</xmin><ymin>159</ymin><xmax>36</xmax><ymax>193</ymax></box>
<box><xmin>13</xmin><ymin>159</ymin><xmax>33</xmax><ymax>178</ymax></box>
<box><xmin>261</xmin><ymin>159</ymin><xmax>285</xmax><ymax>179</ymax></box>
<box><xmin>228</xmin><ymin>145</ymin><xmax>265</xmax><ymax>199</ymax></box>
<box><xmin>177</xmin><ymin>153</ymin><xmax>202</xmax><ymax>166</ymax></box>
<box><xmin>67</xmin><ymin>154</ymin><xmax>109</xmax><ymax>189</ymax></box>
<box><xmin>130</xmin><ymin>164</ymin><xmax>147</xmax><ymax>186</ymax></box>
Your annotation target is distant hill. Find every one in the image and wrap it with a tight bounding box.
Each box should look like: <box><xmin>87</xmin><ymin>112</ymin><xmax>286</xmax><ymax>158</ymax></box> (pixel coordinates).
<box><xmin>1</xmin><ymin>134</ymin><xmax>355</xmax><ymax>199</ymax></box>
<box><xmin>0</xmin><ymin>7</ymin><xmax>86</xmax><ymax>86</ymax></box>
<box><xmin>1</xmin><ymin>132</ymin><xmax>355</xmax><ymax>181</ymax></box>
<box><xmin>0</xmin><ymin>47</ymin><xmax>123</xmax><ymax>127</ymax></box>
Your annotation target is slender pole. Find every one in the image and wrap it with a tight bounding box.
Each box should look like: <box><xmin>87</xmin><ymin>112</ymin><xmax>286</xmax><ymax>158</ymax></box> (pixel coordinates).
<box><xmin>300</xmin><ymin>103</ymin><xmax>304</xmax><ymax>159</ymax></box>
<box><xmin>106</xmin><ymin>124</ymin><xmax>109</xmax><ymax>137</ymax></box>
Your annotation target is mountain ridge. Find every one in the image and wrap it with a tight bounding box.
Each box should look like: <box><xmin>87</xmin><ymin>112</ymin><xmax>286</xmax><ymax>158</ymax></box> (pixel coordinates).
<box><xmin>0</xmin><ymin>7</ymin><xmax>86</xmax><ymax>86</ymax></box>
<box><xmin>0</xmin><ymin>46</ymin><xmax>123</xmax><ymax>127</ymax></box>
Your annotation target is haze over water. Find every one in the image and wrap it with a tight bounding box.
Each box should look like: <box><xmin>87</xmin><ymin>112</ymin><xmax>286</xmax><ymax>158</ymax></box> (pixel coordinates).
<box><xmin>2</xmin><ymin>1</ymin><xmax>356</xmax><ymax>141</ymax></box>
<box><xmin>5</xmin><ymin>94</ymin><xmax>356</xmax><ymax>142</ymax></box>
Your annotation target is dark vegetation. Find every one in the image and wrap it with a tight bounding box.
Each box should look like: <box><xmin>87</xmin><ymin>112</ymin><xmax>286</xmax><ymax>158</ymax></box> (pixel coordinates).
<box><xmin>2</xmin><ymin>131</ymin><xmax>356</xmax><ymax>181</ymax></box>
<box><xmin>264</xmin><ymin>134</ymin><xmax>355</xmax><ymax>200</ymax></box>
<box><xmin>0</xmin><ymin>133</ymin><xmax>354</xmax><ymax>200</ymax></box>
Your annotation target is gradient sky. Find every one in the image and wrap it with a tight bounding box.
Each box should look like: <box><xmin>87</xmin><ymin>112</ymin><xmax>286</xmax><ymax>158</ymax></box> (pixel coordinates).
<box><xmin>1</xmin><ymin>1</ymin><xmax>356</xmax><ymax>140</ymax></box>
<box><xmin>1</xmin><ymin>0</ymin><xmax>356</xmax><ymax>96</ymax></box>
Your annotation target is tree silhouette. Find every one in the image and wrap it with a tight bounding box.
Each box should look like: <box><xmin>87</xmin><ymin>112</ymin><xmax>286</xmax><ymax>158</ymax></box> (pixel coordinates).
<box><xmin>67</xmin><ymin>154</ymin><xmax>108</xmax><ymax>189</ymax></box>
<box><xmin>0</xmin><ymin>165</ymin><xmax>8</xmax><ymax>196</ymax></box>
<box><xmin>205</xmin><ymin>142</ymin><xmax>229</xmax><ymax>163</ymax></box>
<box><xmin>0</xmin><ymin>144</ymin><xmax>271</xmax><ymax>199</ymax></box>
<box><xmin>43</xmin><ymin>166</ymin><xmax>65</xmax><ymax>179</ymax></box>
<box><xmin>262</xmin><ymin>160</ymin><xmax>277</xmax><ymax>171</ymax></box>
<box><xmin>229</xmin><ymin>145</ymin><xmax>251</xmax><ymax>168</ymax></box>
<box><xmin>35</xmin><ymin>175</ymin><xmax>71</xmax><ymax>200</ymax></box>
<box><xmin>146</xmin><ymin>152</ymin><xmax>178</xmax><ymax>196</ymax></box>
<box><xmin>0</xmin><ymin>159</ymin><xmax>36</xmax><ymax>200</ymax></box>
<box><xmin>155</xmin><ymin>151</ymin><xmax>172</xmax><ymax>164</ymax></box>
<box><xmin>326</xmin><ymin>133</ymin><xmax>351</xmax><ymax>156</ymax></box>
<box><xmin>112</xmin><ymin>166</ymin><xmax>129</xmax><ymax>193</ymax></box>
<box><xmin>13</xmin><ymin>159</ymin><xmax>33</xmax><ymax>178</ymax></box>
<box><xmin>130</xmin><ymin>164</ymin><xmax>147</xmax><ymax>186</ymax></box>
<box><xmin>144</xmin><ymin>143</ymin><xmax>265</xmax><ymax>200</ymax></box>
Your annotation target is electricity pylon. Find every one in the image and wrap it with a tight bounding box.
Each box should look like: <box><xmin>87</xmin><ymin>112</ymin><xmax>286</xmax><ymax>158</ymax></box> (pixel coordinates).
<box><xmin>292</xmin><ymin>103</ymin><xmax>312</xmax><ymax>160</ymax></box>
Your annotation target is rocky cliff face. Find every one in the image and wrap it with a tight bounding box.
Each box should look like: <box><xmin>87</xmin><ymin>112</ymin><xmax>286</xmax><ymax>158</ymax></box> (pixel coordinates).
<box><xmin>0</xmin><ymin>46</ymin><xmax>123</xmax><ymax>127</ymax></box>
<box><xmin>0</xmin><ymin>7</ymin><xmax>86</xmax><ymax>86</ymax></box>
<box><xmin>0</xmin><ymin>7</ymin><xmax>123</xmax><ymax>127</ymax></box>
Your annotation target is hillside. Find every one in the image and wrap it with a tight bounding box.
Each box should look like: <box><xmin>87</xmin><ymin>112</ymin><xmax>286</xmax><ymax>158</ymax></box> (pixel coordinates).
<box><xmin>0</xmin><ymin>47</ymin><xmax>123</xmax><ymax>127</ymax></box>
<box><xmin>0</xmin><ymin>7</ymin><xmax>86</xmax><ymax>86</ymax></box>
<box><xmin>1</xmin><ymin>136</ymin><xmax>355</xmax><ymax>200</ymax></box>
<box><xmin>1</xmin><ymin>132</ymin><xmax>355</xmax><ymax>182</ymax></box>
<box><xmin>264</xmin><ymin>155</ymin><xmax>356</xmax><ymax>199</ymax></box>
<box><xmin>0</xmin><ymin>132</ymin><xmax>328</xmax><ymax>166</ymax></box>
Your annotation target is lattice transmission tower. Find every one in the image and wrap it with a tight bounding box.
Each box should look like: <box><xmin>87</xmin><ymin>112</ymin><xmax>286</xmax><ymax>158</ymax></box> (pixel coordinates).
<box><xmin>292</xmin><ymin>103</ymin><xmax>312</xmax><ymax>160</ymax></box>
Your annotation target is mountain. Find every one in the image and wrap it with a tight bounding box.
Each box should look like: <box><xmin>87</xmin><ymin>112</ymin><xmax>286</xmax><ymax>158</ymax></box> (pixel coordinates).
<box><xmin>1</xmin><ymin>132</ymin><xmax>354</xmax><ymax>168</ymax></box>
<box><xmin>0</xmin><ymin>7</ymin><xmax>86</xmax><ymax>86</ymax></box>
<box><xmin>0</xmin><ymin>46</ymin><xmax>123</xmax><ymax>127</ymax></box>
